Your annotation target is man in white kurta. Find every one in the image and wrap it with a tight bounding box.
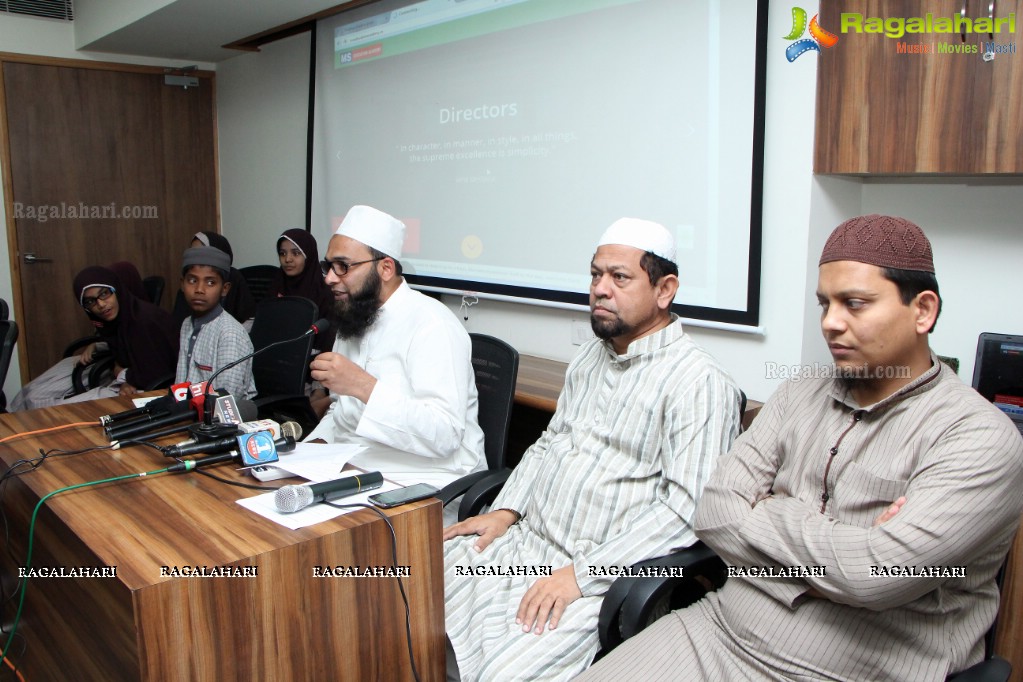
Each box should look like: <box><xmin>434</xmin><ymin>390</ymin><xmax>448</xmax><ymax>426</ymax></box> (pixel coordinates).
<box><xmin>443</xmin><ymin>219</ymin><xmax>742</xmax><ymax>681</ymax></box>
<box><xmin>307</xmin><ymin>205</ymin><xmax>485</xmax><ymax>491</ymax></box>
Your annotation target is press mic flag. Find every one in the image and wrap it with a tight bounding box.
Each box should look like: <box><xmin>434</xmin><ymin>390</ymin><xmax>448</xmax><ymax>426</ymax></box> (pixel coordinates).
<box><xmin>275</xmin><ymin>471</ymin><xmax>384</xmax><ymax>513</ymax></box>
<box><xmin>166</xmin><ymin>432</ymin><xmax>295</xmax><ymax>472</ymax></box>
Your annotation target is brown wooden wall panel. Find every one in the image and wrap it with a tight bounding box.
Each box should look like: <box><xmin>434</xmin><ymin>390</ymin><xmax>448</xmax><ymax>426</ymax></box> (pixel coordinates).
<box><xmin>814</xmin><ymin>0</ymin><xmax>1023</xmax><ymax>174</ymax></box>
<box><xmin>1</xmin><ymin>58</ymin><xmax>218</xmax><ymax>379</ymax></box>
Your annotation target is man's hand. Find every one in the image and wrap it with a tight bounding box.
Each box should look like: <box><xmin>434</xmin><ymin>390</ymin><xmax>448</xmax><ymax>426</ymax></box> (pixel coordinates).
<box><xmin>76</xmin><ymin>343</ymin><xmax>98</xmax><ymax>365</ymax></box>
<box><xmin>443</xmin><ymin>509</ymin><xmax>519</xmax><ymax>552</ymax></box>
<box><xmin>804</xmin><ymin>497</ymin><xmax>909</xmax><ymax>602</ymax></box>
<box><xmin>516</xmin><ymin>565</ymin><xmax>582</xmax><ymax>634</ymax></box>
<box><xmin>309</xmin><ymin>352</ymin><xmax>377</xmax><ymax>403</ymax></box>
<box><xmin>873</xmin><ymin>496</ymin><xmax>907</xmax><ymax>526</ymax></box>
<box><xmin>118</xmin><ymin>382</ymin><xmax>139</xmax><ymax>396</ymax></box>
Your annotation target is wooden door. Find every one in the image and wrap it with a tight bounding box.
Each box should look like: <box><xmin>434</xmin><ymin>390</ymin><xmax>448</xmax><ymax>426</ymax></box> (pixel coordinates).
<box><xmin>814</xmin><ymin>0</ymin><xmax>1023</xmax><ymax>174</ymax></box>
<box><xmin>0</xmin><ymin>57</ymin><xmax>218</xmax><ymax>380</ymax></box>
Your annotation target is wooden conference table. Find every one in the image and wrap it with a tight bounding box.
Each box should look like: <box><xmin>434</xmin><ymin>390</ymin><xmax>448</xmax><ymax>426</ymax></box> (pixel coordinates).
<box><xmin>0</xmin><ymin>397</ymin><xmax>444</xmax><ymax>681</ymax></box>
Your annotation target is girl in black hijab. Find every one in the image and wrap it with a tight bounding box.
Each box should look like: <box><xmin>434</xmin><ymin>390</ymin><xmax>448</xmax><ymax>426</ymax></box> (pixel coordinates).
<box><xmin>10</xmin><ymin>265</ymin><xmax>178</xmax><ymax>409</ymax></box>
<box><xmin>268</xmin><ymin>229</ymin><xmax>335</xmax><ymax>351</ymax></box>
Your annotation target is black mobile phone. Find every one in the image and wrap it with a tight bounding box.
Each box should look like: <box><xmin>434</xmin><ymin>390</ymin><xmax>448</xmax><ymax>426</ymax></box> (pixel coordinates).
<box><xmin>368</xmin><ymin>483</ymin><xmax>440</xmax><ymax>509</ymax></box>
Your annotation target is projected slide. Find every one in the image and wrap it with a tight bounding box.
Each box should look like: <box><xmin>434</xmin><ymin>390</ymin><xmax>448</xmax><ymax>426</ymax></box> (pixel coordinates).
<box><xmin>312</xmin><ymin>0</ymin><xmax>763</xmax><ymax>323</ymax></box>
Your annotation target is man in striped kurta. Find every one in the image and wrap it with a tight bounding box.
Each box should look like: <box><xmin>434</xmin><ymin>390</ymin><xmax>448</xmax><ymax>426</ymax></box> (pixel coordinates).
<box><xmin>580</xmin><ymin>215</ymin><xmax>1023</xmax><ymax>681</ymax></box>
<box><xmin>443</xmin><ymin>218</ymin><xmax>742</xmax><ymax>681</ymax></box>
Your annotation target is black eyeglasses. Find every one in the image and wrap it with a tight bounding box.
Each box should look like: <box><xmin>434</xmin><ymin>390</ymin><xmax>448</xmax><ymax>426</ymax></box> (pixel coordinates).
<box><xmin>81</xmin><ymin>287</ymin><xmax>115</xmax><ymax>310</ymax></box>
<box><xmin>320</xmin><ymin>257</ymin><xmax>384</xmax><ymax>278</ymax></box>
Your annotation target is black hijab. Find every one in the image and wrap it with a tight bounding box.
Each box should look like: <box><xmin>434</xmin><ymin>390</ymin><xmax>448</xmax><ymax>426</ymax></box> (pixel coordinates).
<box><xmin>268</xmin><ymin>229</ymin><xmax>336</xmax><ymax>351</ymax></box>
<box><xmin>73</xmin><ymin>265</ymin><xmax>178</xmax><ymax>389</ymax></box>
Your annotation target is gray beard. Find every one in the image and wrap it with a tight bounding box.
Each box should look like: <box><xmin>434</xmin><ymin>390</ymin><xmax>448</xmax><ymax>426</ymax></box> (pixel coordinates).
<box><xmin>590</xmin><ymin>313</ymin><xmax>628</xmax><ymax>341</ymax></box>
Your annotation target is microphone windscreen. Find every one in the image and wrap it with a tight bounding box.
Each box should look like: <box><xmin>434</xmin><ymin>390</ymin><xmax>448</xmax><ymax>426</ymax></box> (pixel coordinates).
<box><xmin>275</xmin><ymin>484</ymin><xmax>314</xmax><ymax>513</ymax></box>
<box><xmin>281</xmin><ymin>421</ymin><xmax>303</xmax><ymax>441</ymax></box>
<box><xmin>311</xmin><ymin>318</ymin><xmax>331</xmax><ymax>335</ymax></box>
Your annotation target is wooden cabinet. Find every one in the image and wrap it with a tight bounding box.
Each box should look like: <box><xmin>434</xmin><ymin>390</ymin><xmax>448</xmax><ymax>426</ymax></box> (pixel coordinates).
<box><xmin>814</xmin><ymin>0</ymin><xmax>1023</xmax><ymax>174</ymax></box>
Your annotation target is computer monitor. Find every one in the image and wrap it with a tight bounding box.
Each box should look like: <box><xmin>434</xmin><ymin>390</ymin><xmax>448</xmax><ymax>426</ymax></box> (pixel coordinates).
<box><xmin>972</xmin><ymin>332</ymin><xmax>1023</xmax><ymax>429</ymax></box>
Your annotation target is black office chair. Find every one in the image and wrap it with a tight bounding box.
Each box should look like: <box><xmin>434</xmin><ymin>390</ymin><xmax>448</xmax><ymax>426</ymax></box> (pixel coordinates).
<box><xmin>437</xmin><ymin>334</ymin><xmax>519</xmax><ymax>509</ymax></box>
<box><xmin>249</xmin><ymin>296</ymin><xmax>320</xmax><ymax>435</ymax></box>
<box><xmin>596</xmin><ymin>541</ymin><xmax>1012</xmax><ymax>682</ymax></box>
<box><xmin>0</xmin><ymin>316</ymin><xmax>19</xmax><ymax>412</ymax></box>
<box><xmin>60</xmin><ymin>333</ymin><xmax>115</xmax><ymax>396</ymax></box>
<box><xmin>239</xmin><ymin>264</ymin><xmax>280</xmax><ymax>306</ymax></box>
<box><xmin>142</xmin><ymin>275</ymin><xmax>165</xmax><ymax>307</ymax></box>
<box><xmin>595</xmin><ymin>541</ymin><xmax>725</xmax><ymax>655</ymax></box>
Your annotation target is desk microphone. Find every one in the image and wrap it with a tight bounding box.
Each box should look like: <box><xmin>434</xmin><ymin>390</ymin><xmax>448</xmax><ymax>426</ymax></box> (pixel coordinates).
<box><xmin>106</xmin><ymin>399</ymin><xmax>197</xmax><ymax>442</ymax></box>
<box><xmin>275</xmin><ymin>471</ymin><xmax>384</xmax><ymax>513</ymax></box>
<box><xmin>169</xmin><ymin>417</ymin><xmax>297</xmax><ymax>450</ymax></box>
<box><xmin>108</xmin><ymin>396</ymin><xmax>255</xmax><ymax>445</ymax></box>
<box><xmin>102</xmin><ymin>382</ymin><xmax>193</xmax><ymax>432</ymax></box>
<box><xmin>198</xmin><ymin>318</ymin><xmax>330</xmax><ymax>429</ymax></box>
<box><xmin>166</xmin><ymin>434</ymin><xmax>296</xmax><ymax>472</ymax></box>
<box><xmin>99</xmin><ymin>381</ymin><xmax>192</xmax><ymax>426</ymax></box>
<box><xmin>162</xmin><ymin>421</ymin><xmax>288</xmax><ymax>458</ymax></box>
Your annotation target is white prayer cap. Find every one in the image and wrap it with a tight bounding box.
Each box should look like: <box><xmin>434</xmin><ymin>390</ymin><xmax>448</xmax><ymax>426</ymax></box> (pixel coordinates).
<box><xmin>597</xmin><ymin>218</ymin><xmax>676</xmax><ymax>263</ymax></box>
<box><xmin>334</xmin><ymin>205</ymin><xmax>406</xmax><ymax>260</ymax></box>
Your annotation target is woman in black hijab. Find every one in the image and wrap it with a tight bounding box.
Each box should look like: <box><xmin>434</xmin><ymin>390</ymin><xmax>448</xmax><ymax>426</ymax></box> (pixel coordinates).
<box><xmin>10</xmin><ymin>265</ymin><xmax>178</xmax><ymax>409</ymax></box>
<box><xmin>268</xmin><ymin>229</ymin><xmax>335</xmax><ymax>351</ymax></box>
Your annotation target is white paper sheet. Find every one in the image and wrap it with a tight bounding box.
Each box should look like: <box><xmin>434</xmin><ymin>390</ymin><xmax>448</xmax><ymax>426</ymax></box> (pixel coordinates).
<box><xmin>256</xmin><ymin>442</ymin><xmax>367</xmax><ymax>482</ymax></box>
<box><xmin>236</xmin><ymin>480</ymin><xmax>402</xmax><ymax>530</ymax></box>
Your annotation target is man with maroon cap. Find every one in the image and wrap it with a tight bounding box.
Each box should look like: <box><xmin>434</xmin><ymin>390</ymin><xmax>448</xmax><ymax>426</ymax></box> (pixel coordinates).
<box><xmin>579</xmin><ymin>215</ymin><xmax>1023</xmax><ymax>681</ymax></box>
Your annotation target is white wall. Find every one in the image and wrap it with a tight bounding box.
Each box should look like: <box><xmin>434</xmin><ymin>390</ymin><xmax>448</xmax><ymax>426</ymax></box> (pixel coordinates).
<box><xmin>0</xmin><ymin>13</ymin><xmax>213</xmax><ymax>398</ymax></box>
<box><xmin>216</xmin><ymin>31</ymin><xmax>311</xmax><ymax>269</ymax></box>
<box><xmin>862</xmin><ymin>180</ymin><xmax>1023</xmax><ymax>381</ymax></box>
<box><xmin>209</xmin><ymin>3</ymin><xmax>1023</xmax><ymax>403</ymax></box>
<box><xmin>72</xmin><ymin>0</ymin><xmax>176</xmax><ymax>49</ymax></box>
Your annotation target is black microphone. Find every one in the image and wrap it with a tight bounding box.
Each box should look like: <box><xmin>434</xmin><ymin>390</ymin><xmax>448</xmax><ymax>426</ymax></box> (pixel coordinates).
<box><xmin>106</xmin><ymin>400</ymin><xmax>197</xmax><ymax>442</ymax></box>
<box><xmin>310</xmin><ymin>318</ymin><xmax>331</xmax><ymax>337</ymax></box>
<box><xmin>199</xmin><ymin>318</ymin><xmax>331</xmax><ymax>427</ymax></box>
<box><xmin>166</xmin><ymin>451</ymin><xmax>237</xmax><ymax>472</ymax></box>
<box><xmin>164</xmin><ymin>431</ymin><xmax>297</xmax><ymax>459</ymax></box>
<box><xmin>179</xmin><ymin>398</ymin><xmax>259</xmax><ymax>443</ymax></box>
<box><xmin>111</xmin><ymin>398</ymin><xmax>257</xmax><ymax>447</ymax></box>
<box><xmin>98</xmin><ymin>381</ymin><xmax>192</xmax><ymax>426</ymax></box>
<box><xmin>104</xmin><ymin>390</ymin><xmax>191</xmax><ymax>436</ymax></box>
<box><xmin>167</xmin><ymin>435</ymin><xmax>296</xmax><ymax>472</ymax></box>
<box><xmin>99</xmin><ymin>395</ymin><xmax>170</xmax><ymax>426</ymax></box>
<box><xmin>275</xmin><ymin>471</ymin><xmax>384</xmax><ymax>513</ymax></box>
<box><xmin>162</xmin><ymin>432</ymin><xmax>241</xmax><ymax>459</ymax></box>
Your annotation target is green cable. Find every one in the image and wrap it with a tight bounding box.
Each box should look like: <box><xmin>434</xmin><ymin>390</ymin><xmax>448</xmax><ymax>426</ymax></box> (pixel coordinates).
<box><xmin>0</xmin><ymin>466</ymin><xmax>173</xmax><ymax>666</ymax></box>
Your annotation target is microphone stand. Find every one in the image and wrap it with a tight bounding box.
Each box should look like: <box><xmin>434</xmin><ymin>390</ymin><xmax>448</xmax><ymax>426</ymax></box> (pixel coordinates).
<box><xmin>193</xmin><ymin>325</ymin><xmax>322</xmax><ymax>439</ymax></box>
